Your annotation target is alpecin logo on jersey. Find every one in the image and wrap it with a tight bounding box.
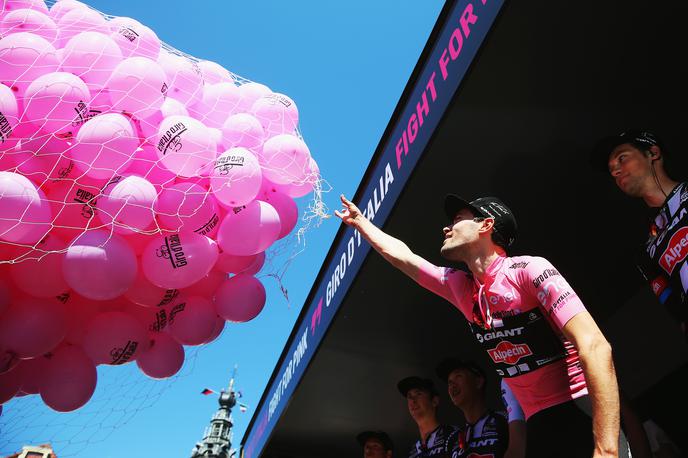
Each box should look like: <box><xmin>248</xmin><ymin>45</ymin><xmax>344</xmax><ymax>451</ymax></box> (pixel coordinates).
<box><xmin>659</xmin><ymin>227</ymin><xmax>688</xmax><ymax>274</ymax></box>
<box><xmin>487</xmin><ymin>341</ymin><xmax>532</xmax><ymax>365</ymax></box>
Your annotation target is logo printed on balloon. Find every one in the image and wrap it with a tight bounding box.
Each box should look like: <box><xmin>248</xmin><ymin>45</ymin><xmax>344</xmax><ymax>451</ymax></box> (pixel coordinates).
<box><xmin>157</xmin><ymin>122</ymin><xmax>187</xmax><ymax>155</ymax></box>
<box><xmin>0</xmin><ymin>114</ymin><xmax>12</xmax><ymax>143</ymax></box>
<box><xmin>157</xmin><ymin>289</ymin><xmax>180</xmax><ymax>307</ymax></box>
<box><xmin>214</xmin><ymin>154</ymin><xmax>245</xmax><ymax>174</ymax></box>
<box><xmin>73</xmin><ymin>187</ymin><xmax>98</xmax><ymax>218</ymax></box>
<box><xmin>117</xmin><ymin>26</ymin><xmax>139</xmax><ymax>42</ymax></box>
<box><xmin>167</xmin><ymin>300</ymin><xmax>186</xmax><ymax>325</ymax></box>
<box><xmin>155</xmin><ymin>234</ymin><xmax>189</xmax><ymax>268</ymax></box>
<box><xmin>109</xmin><ymin>340</ymin><xmax>139</xmax><ymax>365</ymax></box>
<box><xmin>56</xmin><ymin>161</ymin><xmax>75</xmax><ymax>180</ymax></box>
<box><xmin>195</xmin><ymin>213</ymin><xmax>220</xmax><ymax>237</ymax></box>
<box><xmin>71</xmin><ymin>100</ymin><xmax>101</xmax><ymax>127</ymax></box>
<box><xmin>149</xmin><ymin>309</ymin><xmax>169</xmax><ymax>332</ymax></box>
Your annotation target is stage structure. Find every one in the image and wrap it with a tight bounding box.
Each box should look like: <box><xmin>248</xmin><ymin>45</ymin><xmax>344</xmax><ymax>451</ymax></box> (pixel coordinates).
<box><xmin>240</xmin><ymin>1</ymin><xmax>688</xmax><ymax>457</ymax></box>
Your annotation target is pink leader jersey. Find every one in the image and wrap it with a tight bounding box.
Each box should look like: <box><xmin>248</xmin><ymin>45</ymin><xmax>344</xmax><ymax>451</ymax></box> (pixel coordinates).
<box><xmin>418</xmin><ymin>254</ymin><xmax>588</xmax><ymax>419</ymax></box>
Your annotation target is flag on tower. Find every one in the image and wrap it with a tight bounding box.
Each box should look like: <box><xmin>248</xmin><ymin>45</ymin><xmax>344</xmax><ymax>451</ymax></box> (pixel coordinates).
<box><xmin>239</xmin><ymin>403</ymin><xmax>248</xmax><ymax>413</ymax></box>
<box><xmin>201</xmin><ymin>388</ymin><xmax>215</xmax><ymax>395</ymax></box>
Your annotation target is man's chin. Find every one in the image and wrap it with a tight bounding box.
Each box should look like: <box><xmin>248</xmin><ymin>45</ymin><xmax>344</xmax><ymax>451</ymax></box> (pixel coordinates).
<box><xmin>440</xmin><ymin>244</ymin><xmax>460</xmax><ymax>261</ymax></box>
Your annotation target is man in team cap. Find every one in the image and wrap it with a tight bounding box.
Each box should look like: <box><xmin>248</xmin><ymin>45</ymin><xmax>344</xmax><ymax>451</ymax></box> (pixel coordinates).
<box><xmin>336</xmin><ymin>192</ymin><xmax>620</xmax><ymax>457</ymax></box>
<box><xmin>397</xmin><ymin>375</ymin><xmax>456</xmax><ymax>457</ymax></box>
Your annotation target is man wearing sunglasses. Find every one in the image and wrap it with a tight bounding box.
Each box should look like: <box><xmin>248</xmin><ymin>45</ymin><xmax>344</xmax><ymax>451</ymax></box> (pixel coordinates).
<box><xmin>335</xmin><ymin>194</ymin><xmax>620</xmax><ymax>457</ymax></box>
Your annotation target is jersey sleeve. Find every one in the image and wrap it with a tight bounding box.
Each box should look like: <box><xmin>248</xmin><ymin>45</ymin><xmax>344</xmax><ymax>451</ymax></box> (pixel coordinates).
<box><xmin>517</xmin><ymin>257</ymin><xmax>587</xmax><ymax>329</ymax></box>
<box><xmin>500</xmin><ymin>379</ymin><xmax>525</xmax><ymax>423</ymax></box>
<box><xmin>415</xmin><ymin>259</ymin><xmax>463</xmax><ymax>307</ymax></box>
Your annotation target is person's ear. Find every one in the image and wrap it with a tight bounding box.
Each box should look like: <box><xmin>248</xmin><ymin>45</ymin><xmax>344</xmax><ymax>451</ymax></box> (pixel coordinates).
<box><xmin>479</xmin><ymin>218</ymin><xmax>495</xmax><ymax>234</ymax></box>
<box><xmin>647</xmin><ymin>146</ymin><xmax>661</xmax><ymax>161</ymax></box>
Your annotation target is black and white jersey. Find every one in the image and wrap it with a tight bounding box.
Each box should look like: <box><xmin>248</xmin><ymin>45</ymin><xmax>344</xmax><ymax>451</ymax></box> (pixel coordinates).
<box><xmin>638</xmin><ymin>182</ymin><xmax>688</xmax><ymax>323</ymax></box>
<box><xmin>408</xmin><ymin>424</ymin><xmax>458</xmax><ymax>458</ymax></box>
<box><xmin>445</xmin><ymin>410</ymin><xmax>509</xmax><ymax>458</ymax></box>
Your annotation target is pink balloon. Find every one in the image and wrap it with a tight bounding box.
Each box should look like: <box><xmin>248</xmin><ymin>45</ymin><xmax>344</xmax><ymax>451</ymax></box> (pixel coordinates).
<box><xmin>136</xmin><ymin>331</ymin><xmax>184</xmax><ymax>379</ymax></box>
<box><xmin>62</xmin><ymin>293</ymin><xmax>105</xmax><ymax>345</ymax></box>
<box><xmin>47</xmin><ymin>0</ymin><xmax>87</xmax><ymax>23</ymax></box>
<box><xmin>39</xmin><ymin>344</ymin><xmax>97</xmax><ymax>412</ymax></box>
<box><xmin>214</xmin><ymin>274</ymin><xmax>266</xmax><ymax>322</ymax></box>
<box><xmin>55</xmin><ymin>6</ymin><xmax>108</xmax><ymax>48</ymax></box>
<box><xmin>125</xmin><ymin>269</ymin><xmax>181</xmax><ymax>308</ymax></box>
<box><xmin>210</xmin><ymin>147</ymin><xmax>262</xmax><ymax>208</ymax></box>
<box><xmin>0</xmin><ymin>32</ymin><xmax>59</xmax><ymax>97</ymax></box>
<box><xmin>133</xmin><ymin>97</ymin><xmax>188</xmax><ymax>144</ymax></box>
<box><xmin>124</xmin><ymin>299</ymin><xmax>176</xmax><ymax>333</ymax></box>
<box><xmin>69</xmin><ymin>112</ymin><xmax>137</xmax><ymax>180</ymax></box>
<box><xmin>204</xmin><ymin>314</ymin><xmax>225</xmax><ymax>344</ymax></box>
<box><xmin>221</xmin><ymin>113</ymin><xmax>265</xmax><ymax>150</ymax></box>
<box><xmin>155</xmin><ymin>182</ymin><xmax>220</xmax><ymax>236</ymax></box>
<box><xmin>180</xmin><ymin>268</ymin><xmax>226</xmax><ymax>298</ymax></box>
<box><xmin>0</xmin><ymin>171</ymin><xmax>52</xmax><ymax>243</ymax></box>
<box><xmin>108</xmin><ymin>16</ymin><xmax>161</xmax><ymax>60</ymax></box>
<box><xmin>97</xmin><ymin>174</ymin><xmax>157</xmax><ymax>234</ymax></box>
<box><xmin>108</xmin><ymin>57</ymin><xmax>167</xmax><ymax>119</ymax></box>
<box><xmin>155</xmin><ymin>115</ymin><xmax>216</xmax><ymax>177</ymax></box>
<box><xmin>62</xmin><ymin>230</ymin><xmax>137</xmax><ymax>300</ymax></box>
<box><xmin>0</xmin><ymin>8</ymin><xmax>58</xmax><ymax>43</ymax></box>
<box><xmin>16</xmin><ymin>353</ymin><xmax>48</xmax><ymax>394</ymax></box>
<box><xmin>12</xmin><ymin>148</ymin><xmax>76</xmax><ymax>192</ymax></box>
<box><xmin>0</xmin><ymin>365</ymin><xmax>22</xmax><ymax>404</ymax></box>
<box><xmin>189</xmin><ymin>82</ymin><xmax>240</xmax><ymax>128</ymax></box>
<box><xmin>284</xmin><ymin>157</ymin><xmax>320</xmax><ymax>198</ymax></box>
<box><xmin>168</xmin><ymin>295</ymin><xmax>217</xmax><ymax>346</ymax></box>
<box><xmin>260</xmin><ymin>191</ymin><xmax>297</xmax><ymax>239</ymax></box>
<box><xmin>141</xmin><ymin>232</ymin><xmax>219</xmax><ymax>289</ymax></box>
<box><xmin>198</xmin><ymin>60</ymin><xmax>232</xmax><ymax>85</ymax></box>
<box><xmin>215</xmin><ymin>251</ymin><xmax>258</xmax><ymax>274</ymax></box>
<box><xmin>2</xmin><ymin>0</ymin><xmax>48</xmax><ymax>16</ymax></box>
<box><xmin>46</xmin><ymin>179</ymin><xmax>102</xmax><ymax>241</ymax></box>
<box><xmin>217</xmin><ymin>200</ymin><xmax>280</xmax><ymax>256</ymax></box>
<box><xmin>82</xmin><ymin>310</ymin><xmax>149</xmax><ymax>365</ymax></box>
<box><xmin>0</xmin><ymin>297</ymin><xmax>66</xmax><ymax>359</ymax></box>
<box><xmin>126</xmin><ymin>144</ymin><xmax>176</xmax><ymax>192</ymax></box>
<box><xmin>157</xmin><ymin>50</ymin><xmax>203</xmax><ymax>107</ymax></box>
<box><xmin>10</xmin><ymin>233</ymin><xmax>69</xmax><ymax>297</ymax></box>
<box><xmin>0</xmin><ymin>84</ymin><xmax>19</xmax><ymax>150</ymax></box>
<box><xmin>60</xmin><ymin>31</ymin><xmax>123</xmax><ymax>92</ymax></box>
<box><xmin>23</xmin><ymin>71</ymin><xmax>90</xmax><ymax>135</ymax></box>
<box><xmin>250</xmin><ymin>93</ymin><xmax>298</xmax><ymax>137</ymax></box>
<box><xmin>121</xmin><ymin>229</ymin><xmax>158</xmax><ymax>256</ymax></box>
<box><xmin>236</xmin><ymin>82</ymin><xmax>272</xmax><ymax>114</ymax></box>
<box><xmin>0</xmin><ymin>278</ymin><xmax>11</xmax><ymax>316</ymax></box>
<box><xmin>242</xmin><ymin>251</ymin><xmax>265</xmax><ymax>276</ymax></box>
<box><xmin>259</xmin><ymin>134</ymin><xmax>312</xmax><ymax>185</ymax></box>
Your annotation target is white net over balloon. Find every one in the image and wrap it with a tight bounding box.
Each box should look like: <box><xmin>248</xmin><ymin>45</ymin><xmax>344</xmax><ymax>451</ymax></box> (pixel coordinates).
<box><xmin>0</xmin><ymin>0</ymin><xmax>329</xmax><ymax>452</ymax></box>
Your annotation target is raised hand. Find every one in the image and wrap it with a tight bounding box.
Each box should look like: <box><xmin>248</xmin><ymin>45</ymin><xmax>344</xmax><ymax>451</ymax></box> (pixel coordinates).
<box><xmin>334</xmin><ymin>194</ymin><xmax>363</xmax><ymax>227</ymax></box>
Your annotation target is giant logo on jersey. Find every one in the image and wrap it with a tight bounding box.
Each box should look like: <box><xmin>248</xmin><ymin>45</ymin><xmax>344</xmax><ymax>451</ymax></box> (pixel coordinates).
<box><xmin>487</xmin><ymin>341</ymin><xmax>532</xmax><ymax>365</ymax></box>
<box><xmin>659</xmin><ymin>226</ymin><xmax>688</xmax><ymax>274</ymax></box>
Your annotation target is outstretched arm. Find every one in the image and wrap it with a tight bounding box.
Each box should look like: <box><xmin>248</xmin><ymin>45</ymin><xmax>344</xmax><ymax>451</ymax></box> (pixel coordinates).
<box><xmin>334</xmin><ymin>194</ymin><xmax>429</xmax><ymax>281</ymax></box>
<box><xmin>562</xmin><ymin>313</ymin><xmax>620</xmax><ymax>458</ymax></box>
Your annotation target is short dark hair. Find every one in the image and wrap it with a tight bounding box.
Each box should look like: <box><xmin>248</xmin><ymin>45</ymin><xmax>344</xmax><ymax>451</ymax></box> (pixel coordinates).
<box><xmin>471</xmin><ymin>215</ymin><xmax>508</xmax><ymax>250</ymax></box>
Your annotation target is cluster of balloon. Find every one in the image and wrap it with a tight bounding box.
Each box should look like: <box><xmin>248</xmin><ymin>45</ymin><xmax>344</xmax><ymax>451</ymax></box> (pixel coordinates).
<box><xmin>0</xmin><ymin>0</ymin><xmax>320</xmax><ymax>413</ymax></box>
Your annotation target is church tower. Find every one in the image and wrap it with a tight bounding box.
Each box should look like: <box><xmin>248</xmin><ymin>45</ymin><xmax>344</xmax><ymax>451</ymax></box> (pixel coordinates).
<box><xmin>190</xmin><ymin>369</ymin><xmax>239</xmax><ymax>458</ymax></box>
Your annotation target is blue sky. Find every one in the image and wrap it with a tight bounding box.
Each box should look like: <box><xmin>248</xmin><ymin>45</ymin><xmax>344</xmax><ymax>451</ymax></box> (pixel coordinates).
<box><xmin>0</xmin><ymin>1</ymin><xmax>443</xmax><ymax>456</ymax></box>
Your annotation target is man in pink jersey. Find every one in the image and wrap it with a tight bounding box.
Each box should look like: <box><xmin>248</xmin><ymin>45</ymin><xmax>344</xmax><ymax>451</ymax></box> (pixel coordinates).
<box><xmin>335</xmin><ymin>194</ymin><xmax>620</xmax><ymax>457</ymax></box>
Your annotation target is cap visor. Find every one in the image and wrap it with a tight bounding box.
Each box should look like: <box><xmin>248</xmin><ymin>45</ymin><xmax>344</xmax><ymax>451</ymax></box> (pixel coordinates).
<box><xmin>444</xmin><ymin>194</ymin><xmax>477</xmax><ymax>221</ymax></box>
